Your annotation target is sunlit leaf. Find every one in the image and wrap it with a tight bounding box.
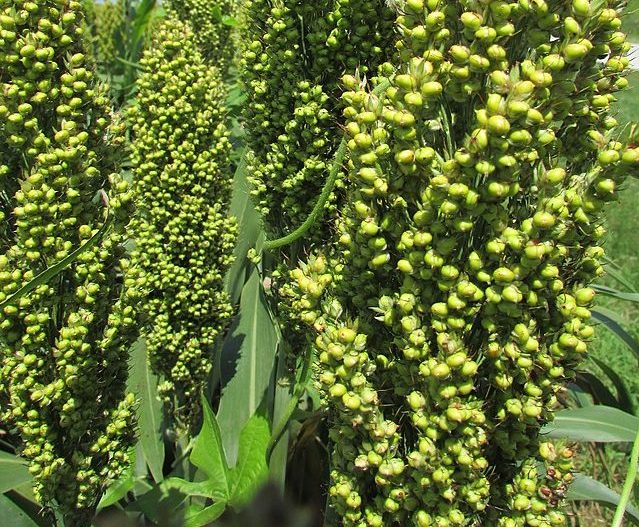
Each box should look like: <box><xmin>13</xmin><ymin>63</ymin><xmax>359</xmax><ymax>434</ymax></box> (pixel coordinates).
<box><xmin>568</xmin><ymin>473</ymin><xmax>639</xmax><ymax>523</ymax></box>
<box><xmin>543</xmin><ymin>406</ymin><xmax>639</xmax><ymax>442</ymax></box>
<box><xmin>191</xmin><ymin>396</ymin><xmax>230</xmax><ymax>501</ymax></box>
<box><xmin>229</xmin><ymin>414</ymin><xmax>270</xmax><ymax>506</ymax></box>
<box><xmin>129</xmin><ymin>339</ymin><xmax>165</xmax><ymax>483</ymax></box>
<box><xmin>217</xmin><ymin>270</ymin><xmax>279</xmax><ymax>466</ymax></box>
<box><xmin>0</xmin><ymin>452</ymin><xmax>31</xmax><ymax>495</ymax></box>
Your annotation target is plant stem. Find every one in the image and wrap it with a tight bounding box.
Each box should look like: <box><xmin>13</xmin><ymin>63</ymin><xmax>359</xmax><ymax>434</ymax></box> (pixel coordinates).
<box><xmin>611</xmin><ymin>422</ymin><xmax>639</xmax><ymax>527</ymax></box>
<box><xmin>262</xmin><ymin>139</ymin><xmax>347</xmax><ymax>252</ymax></box>
<box><xmin>262</xmin><ymin>78</ymin><xmax>391</xmax><ymax>252</ymax></box>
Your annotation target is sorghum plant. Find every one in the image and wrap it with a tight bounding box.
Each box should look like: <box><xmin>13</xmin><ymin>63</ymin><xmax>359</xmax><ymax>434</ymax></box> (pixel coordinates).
<box><xmin>0</xmin><ymin>0</ymin><xmax>138</xmax><ymax>524</ymax></box>
<box><xmin>128</xmin><ymin>16</ymin><xmax>237</xmax><ymax>431</ymax></box>
<box><xmin>285</xmin><ymin>0</ymin><xmax>639</xmax><ymax>525</ymax></box>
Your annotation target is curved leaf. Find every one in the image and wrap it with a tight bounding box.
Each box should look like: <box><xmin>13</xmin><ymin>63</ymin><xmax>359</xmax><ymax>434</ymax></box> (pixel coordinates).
<box><xmin>591</xmin><ymin>357</ymin><xmax>636</xmax><ymax>415</ymax></box>
<box><xmin>542</xmin><ymin>406</ymin><xmax>639</xmax><ymax>442</ymax></box>
<box><xmin>0</xmin><ymin>212</ymin><xmax>112</xmax><ymax>310</ymax></box>
<box><xmin>568</xmin><ymin>473</ymin><xmax>639</xmax><ymax>524</ymax></box>
<box><xmin>574</xmin><ymin>371</ymin><xmax>620</xmax><ymax>408</ymax></box>
<box><xmin>0</xmin><ymin>452</ymin><xmax>31</xmax><ymax>495</ymax></box>
<box><xmin>184</xmin><ymin>502</ymin><xmax>227</xmax><ymax>527</ymax></box>
<box><xmin>593</xmin><ymin>284</ymin><xmax>639</xmax><ymax>303</ymax></box>
<box><xmin>592</xmin><ymin>307</ymin><xmax>639</xmax><ymax>362</ymax></box>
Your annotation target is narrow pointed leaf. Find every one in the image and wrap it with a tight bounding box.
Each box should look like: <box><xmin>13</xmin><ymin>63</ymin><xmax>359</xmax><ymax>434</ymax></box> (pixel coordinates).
<box><xmin>225</xmin><ymin>154</ymin><xmax>262</xmax><ymax>305</ymax></box>
<box><xmin>568</xmin><ymin>474</ymin><xmax>639</xmax><ymax>523</ymax></box>
<box><xmin>591</xmin><ymin>357</ymin><xmax>636</xmax><ymax>415</ymax></box>
<box><xmin>575</xmin><ymin>372</ymin><xmax>620</xmax><ymax>408</ymax></box>
<box><xmin>542</xmin><ymin>406</ymin><xmax>639</xmax><ymax>442</ymax></box>
<box><xmin>592</xmin><ymin>307</ymin><xmax>639</xmax><ymax>361</ymax></box>
<box><xmin>129</xmin><ymin>339</ymin><xmax>165</xmax><ymax>483</ymax></box>
<box><xmin>593</xmin><ymin>284</ymin><xmax>639</xmax><ymax>303</ymax></box>
<box><xmin>191</xmin><ymin>396</ymin><xmax>230</xmax><ymax>501</ymax></box>
<box><xmin>0</xmin><ymin>213</ymin><xmax>112</xmax><ymax>310</ymax></box>
<box><xmin>217</xmin><ymin>270</ymin><xmax>279</xmax><ymax>465</ymax></box>
<box><xmin>0</xmin><ymin>452</ymin><xmax>31</xmax><ymax>494</ymax></box>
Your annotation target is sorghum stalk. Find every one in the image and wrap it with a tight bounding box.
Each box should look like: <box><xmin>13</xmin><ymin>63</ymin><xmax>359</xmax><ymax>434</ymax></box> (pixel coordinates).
<box><xmin>285</xmin><ymin>0</ymin><xmax>639</xmax><ymax>524</ymax></box>
<box><xmin>0</xmin><ymin>0</ymin><xmax>138</xmax><ymax>524</ymax></box>
<box><xmin>128</xmin><ymin>16</ymin><xmax>237</xmax><ymax>431</ymax></box>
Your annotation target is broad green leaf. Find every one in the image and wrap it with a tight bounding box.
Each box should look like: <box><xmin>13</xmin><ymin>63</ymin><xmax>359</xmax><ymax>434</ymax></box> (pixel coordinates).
<box><xmin>184</xmin><ymin>502</ymin><xmax>227</xmax><ymax>527</ymax></box>
<box><xmin>191</xmin><ymin>396</ymin><xmax>230</xmax><ymax>501</ymax></box>
<box><xmin>568</xmin><ymin>474</ymin><xmax>639</xmax><ymax>523</ymax></box>
<box><xmin>97</xmin><ymin>449</ymin><xmax>136</xmax><ymax>510</ymax></box>
<box><xmin>543</xmin><ymin>406</ymin><xmax>639</xmax><ymax>442</ymax></box>
<box><xmin>0</xmin><ymin>452</ymin><xmax>31</xmax><ymax>495</ymax></box>
<box><xmin>0</xmin><ymin>494</ymin><xmax>39</xmax><ymax>527</ymax></box>
<box><xmin>592</xmin><ymin>308</ymin><xmax>639</xmax><ymax>361</ymax></box>
<box><xmin>217</xmin><ymin>270</ymin><xmax>279</xmax><ymax>466</ymax></box>
<box><xmin>161</xmin><ymin>478</ymin><xmax>217</xmax><ymax>499</ymax></box>
<box><xmin>269</xmin><ymin>345</ymin><xmax>294</xmax><ymax>490</ymax></box>
<box><xmin>229</xmin><ymin>414</ymin><xmax>270</xmax><ymax>506</ymax></box>
<box><xmin>129</xmin><ymin>339</ymin><xmax>165</xmax><ymax>483</ymax></box>
<box><xmin>225</xmin><ymin>154</ymin><xmax>262</xmax><ymax>305</ymax></box>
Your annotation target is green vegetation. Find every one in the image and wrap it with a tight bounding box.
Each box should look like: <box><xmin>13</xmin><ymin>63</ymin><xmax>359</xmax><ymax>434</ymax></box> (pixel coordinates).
<box><xmin>1</xmin><ymin>1</ymin><xmax>639</xmax><ymax>527</ymax></box>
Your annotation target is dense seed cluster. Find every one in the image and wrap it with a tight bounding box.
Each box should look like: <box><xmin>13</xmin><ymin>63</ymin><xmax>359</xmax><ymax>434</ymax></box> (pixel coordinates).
<box><xmin>128</xmin><ymin>17</ymin><xmax>237</xmax><ymax>430</ymax></box>
<box><xmin>0</xmin><ymin>0</ymin><xmax>138</xmax><ymax>523</ymax></box>
<box><xmin>283</xmin><ymin>0</ymin><xmax>639</xmax><ymax>525</ymax></box>
<box><xmin>165</xmin><ymin>0</ymin><xmax>237</xmax><ymax>71</ymax></box>
<box><xmin>88</xmin><ymin>0</ymin><xmax>124</xmax><ymax>69</ymax></box>
<box><xmin>240</xmin><ymin>1</ymin><xmax>396</xmax><ymax>239</ymax></box>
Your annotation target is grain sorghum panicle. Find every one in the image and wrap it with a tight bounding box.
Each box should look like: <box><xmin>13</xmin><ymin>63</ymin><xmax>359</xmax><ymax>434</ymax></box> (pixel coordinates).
<box><xmin>0</xmin><ymin>0</ymin><xmax>138</xmax><ymax>523</ymax></box>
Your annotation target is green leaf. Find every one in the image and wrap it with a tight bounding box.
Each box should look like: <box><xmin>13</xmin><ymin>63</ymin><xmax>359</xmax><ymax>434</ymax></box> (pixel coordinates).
<box><xmin>593</xmin><ymin>284</ymin><xmax>639</xmax><ymax>303</ymax></box>
<box><xmin>575</xmin><ymin>371</ymin><xmax>620</xmax><ymax>408</ymax></box>
<box><xmin>0</xmin><ymin>452</ymin><xmax>31</xmax><ymax>495</ymax></box>
<box><xmin>0</xmin><ymin>494</ymin><xmax>39</xmax><ymax>527</ymax></box>
<box><xmin>0</xmin><ymin>212</ymin><xmax>112</xmax><ymax>311</ymax></box>
<box><xmin>542</xmin><ymin>406</ymin><xmax>639</xmax><ymax>442</ymax></box>
<box><xmin>184</xmin><ymin>501</ymin><xmax>227</xmax><ymax>527</ymax></box>
<box><xmin>191</xmin><ymin>396</ymin><xmax>230</xmax><ymax>501</ymax></box>
<box><xmin>217</xmin><ymin>270</ymin><xmax>279</xmax><ymax>466</ymax></box>
<box><xmin>229</xmin><ymin>414</ymin><xmax>270</xmax><ymax>506</ymax></box>
<box><xmin>568</xmin><ymin>473</ymin><xmax>639</xmax><ymax>523</ymax></box>
<box><xmin>129</xmin><ymin>339</ymin><xmax>165</xmax><ymax>483</ymax></box>
<box><xmin>225</xmin><ymin>154</ymin><xmax>262</xmax><ymax>305</ymax></box>
<box><xmin>603</xmin><ymin>256</ymin><xmax>638</xmax><ymax>293</ymax></box>
<box><xmin>592</xmin><ymin>307</ymin><xmax>639</xmax><ymax>362</ymax></box>
<box><xmin>591</xmin><ymin>357</ymin><xmax>636</xmax><ymax>415</ymax></box>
